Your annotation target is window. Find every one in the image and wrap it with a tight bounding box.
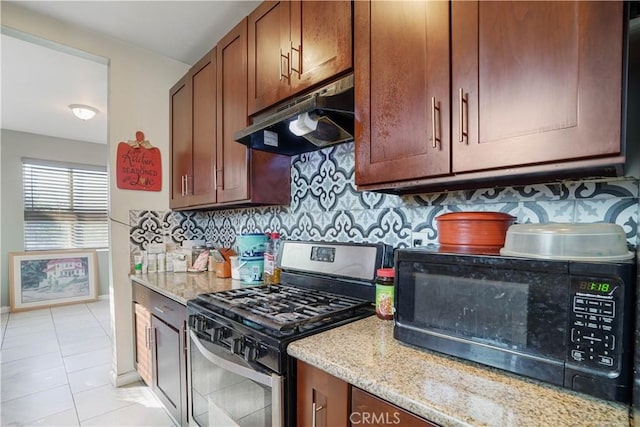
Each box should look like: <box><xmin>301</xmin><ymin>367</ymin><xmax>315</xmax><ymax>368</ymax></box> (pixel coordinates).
<box><xmin>23</xmin><ymin>159</ymin><xmax>108</xmax><ymax>250</ymax></box>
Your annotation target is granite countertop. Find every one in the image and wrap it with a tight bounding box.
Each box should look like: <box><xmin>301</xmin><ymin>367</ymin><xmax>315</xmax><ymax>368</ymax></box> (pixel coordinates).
<box><xmin>130</xmin><ymin>272</ymin><xmax>238</xmax><ymax>305</ymax></box>
<box><xmin>287</xmin><ymin>316</ymin><xmax>630</xmax><ymax>427</ymax></box>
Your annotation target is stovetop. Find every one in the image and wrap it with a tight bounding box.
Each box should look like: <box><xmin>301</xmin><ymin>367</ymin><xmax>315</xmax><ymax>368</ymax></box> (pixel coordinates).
<box><xmin>191</xmin><ymin>284</ymin><xmax>372</xmax><ymax>333</ymax></box>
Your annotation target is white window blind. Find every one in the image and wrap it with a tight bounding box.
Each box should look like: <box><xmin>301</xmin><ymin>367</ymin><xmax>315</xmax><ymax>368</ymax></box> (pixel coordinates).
<box><xmin>23</xmin><ymin>160</ymin><xmax>108</xmax><ymax>250</ymax></box>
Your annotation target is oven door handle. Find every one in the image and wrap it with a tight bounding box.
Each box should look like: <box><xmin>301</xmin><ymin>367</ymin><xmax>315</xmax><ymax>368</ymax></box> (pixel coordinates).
<box><xmin>189</xmin><ymin>329</ymin><xmax>274</xmax><ymax>388</ymax></box>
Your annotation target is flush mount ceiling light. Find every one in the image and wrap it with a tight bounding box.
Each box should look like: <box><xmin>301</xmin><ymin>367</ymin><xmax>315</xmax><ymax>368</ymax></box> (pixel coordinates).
<box><xmin>69</xmin><ymin>104</ymin><xmax>99</xmax><ymax>121</ymax></box>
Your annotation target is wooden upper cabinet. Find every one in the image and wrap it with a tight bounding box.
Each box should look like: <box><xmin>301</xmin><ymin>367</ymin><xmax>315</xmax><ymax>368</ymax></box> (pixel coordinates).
<box><xmin>217</xmin><ymin>19</ymin><xmax>250</xmax><ymax>203</ymax></box>
<box><xmin>190</xmin><ymin>50</ymin><xmax>217</xmax><ymax>206</ymax></box>
<box><xmin>355</xmin><ymin>0</ymin><xmax>450</xmax><ymax>186</ymax></box>
<box><xmin>169</xmin><ymin>76</ymin><xmax>192</xmax><ymax>209</ymax></box>
<box><xmin>289</xmin><ymin>0</ymin><xmax>353</xmax><ymax>93</ymax></box>
<box><xmin>169</xmin><ymin>49</ymin><xmax>217</xmax><ymax>209</ymax></box>
<box><xmin>248</xmin><ymin>0</ymin><xmax>353</xmax><ymax>115</ymax></box>
<box><xmin>451</xmin><ymin>1</ymin><xmax>623</xmax><ymax>173</ymax></box>
<box><xmin>355</xmin><ymin>0</ymin><xmax>624</xmax><ymax>191</ymax></box>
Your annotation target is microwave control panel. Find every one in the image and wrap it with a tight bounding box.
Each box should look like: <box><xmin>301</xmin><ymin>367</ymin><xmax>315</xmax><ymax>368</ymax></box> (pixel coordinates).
<box><xmin>568</xmin><ymin>278</ymin><xmax>621</xmax><ymax>371</ymax></box>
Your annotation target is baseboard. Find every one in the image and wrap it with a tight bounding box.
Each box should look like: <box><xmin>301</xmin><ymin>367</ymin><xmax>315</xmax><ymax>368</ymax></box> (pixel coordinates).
<box><xmin>98</xmin><ymin>294</ymin><xmax>110</xmax><ymax>301</ymax></box>
<box><xmin>110</xmin><ymin>369</ymin><xmax>142</xmax><ymax>387</ymax></box>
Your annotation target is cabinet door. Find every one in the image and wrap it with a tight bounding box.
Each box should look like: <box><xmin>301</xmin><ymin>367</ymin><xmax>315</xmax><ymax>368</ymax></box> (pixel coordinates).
<box><xmin>248</xmin><ymin>1</ymin><xmax>291</xmax><ymax>115</ymax></box>
<box><xmin>355</xmin><ymin>0</ymin><xmax>450</xmax><ymax>186</ymax></box>
<box><xmin>134</xmin><ymin>303</ymin><xmax>152</xmax><ymax>386</ymax></box>
<box><xmin>297</xmin><ymin>360</ymin><xmax>349</xmax><ymax>427</ymax></box>
<box><xmin>169</xmin><ymin>76</ymin><xmax>192</xmax><ymax>209</ymax></box>
<box><xmin>351</xmin><ymin>387</ymin><xmax>437</xmax><ymax>427</ymax></box>
<box><xmin>451</xmin><ymin>1</ymin><xmax>623</xmax><ymax>173</ymax></box>
<box><xmin>289</xmin><ymin>0</ymin><xmax>352</xmax><ymax>93</ymax></box>
<box><xmin>151</xmin><ymin>315</ymin><xmax>183</xmax><ymax>425</ymax></box>
<box><xmin>217</xmin><ymin>19</ymin><xmax>250</xmax><ymax>203</ymax></box>
<box><xmin>189</xmin><ymin>49</ymin><xmax>217</xmax><ymax>206</ymax></box>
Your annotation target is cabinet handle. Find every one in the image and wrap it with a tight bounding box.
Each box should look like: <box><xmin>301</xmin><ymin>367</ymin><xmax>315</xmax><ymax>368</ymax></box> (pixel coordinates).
<box><xmin>312</xmin><ymin>402</ymin><xmax>325</xmax><ymax>427</ymax></box>
<box><xmin>290</xmin><ymin>42</ymin><xmax>301</xmax><ymax>77</ymax></box>
<box><xmin>431</xmin><ymin>97</ymin><xmax>441</xmax><ymax>149</ymax></box>
<box><xmin>180</xmin><ymin>175</ymin><xmax>185</xmax><ymax>196</ymax></box>
<box><xmin>279</xmin><ymin>49</ymin><xmax>290</xmax><ymax>81</ymax></box>
<box><xmin>458</xmin><ymin>88</ymin><xmax>468</xmax><ymax>144</ymax></box>
<box><xmin>185</xmin><ymin>175</ymin><xmax>190</xmax><ymax>196</ymax></box>
<box><xmin>145</xmin><ymin>326</ymin><xmax>151</xmax><ymax>349</ymax></box>
<box><xmin>153</xmin><ymin>305</ymin><xmax>170</xmax><ymax>314</ymax></box>
<box><xmin>214</xmin><ymin>165</ymin><xmax>222</xmax><ymax>190</ymax></box>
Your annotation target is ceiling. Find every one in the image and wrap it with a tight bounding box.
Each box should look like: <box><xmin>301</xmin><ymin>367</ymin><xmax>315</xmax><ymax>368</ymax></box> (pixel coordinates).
<box><xmin>1</xmin><ymin>1</ymin><xmax>260</xmax><ymax>145</ymax></box>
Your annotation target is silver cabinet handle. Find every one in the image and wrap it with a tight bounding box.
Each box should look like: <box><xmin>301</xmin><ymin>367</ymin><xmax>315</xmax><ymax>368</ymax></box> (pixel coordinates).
<box><xmin>312</xmin><ymin>401</ymin><xmax>325</xmax><ymax>427</ymax></box>
<box><xmin>290</xmin><ymin>41</ymin><xmax>301</xmax><ymax>77</ymax></box>
<box><xmin>431</xmin><ymin>97</ymin><xmax>441</xmax><ymax>149</ymax></box>
<box><xmin>458</xmin><ymin>88</ymin><xmax>468</xmax><ymax>144</ymax></box>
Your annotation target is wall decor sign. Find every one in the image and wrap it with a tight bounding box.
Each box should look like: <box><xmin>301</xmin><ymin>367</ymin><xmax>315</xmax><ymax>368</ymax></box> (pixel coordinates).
<box><xmin>9</xmin><ymin>250</ymin><xmax>99</xmax><ymax>312</ymax></box>
<box><xmin>116</xmin><ymin>130</ymin><xmax>162</xmax><ymax>191</ymax></box>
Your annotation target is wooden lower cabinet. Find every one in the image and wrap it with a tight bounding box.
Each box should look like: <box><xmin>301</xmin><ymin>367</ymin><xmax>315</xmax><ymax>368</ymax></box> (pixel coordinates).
<box><xmin>133</xmin><ymin>282</ymin><xmax>188</xmax><ymax>426</ymax></box>
<box><xmin>297</xmin><ymin>360</ymin><xmax>349</xmax><ymax>427</ymax></box>
<box><xmin>297</xmin><ymin>360</ymin><xmax>437</xmax><ymax>427</ymax></box>
<box><xmin>134</xmin><ymin>303</ymin><xmax>152</xmax><ymax>385</ymax></box>
<box><xmin>351</xmin><ymin>387</ymin><xmax>436</xmax><ymax>427</ymax></box>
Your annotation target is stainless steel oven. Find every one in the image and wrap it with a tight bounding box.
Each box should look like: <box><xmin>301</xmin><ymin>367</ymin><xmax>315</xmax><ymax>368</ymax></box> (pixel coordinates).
<box><xmin>186</xmin><ymin>240</ymin><xmax>391</xmax><ymax>427</ymax></box>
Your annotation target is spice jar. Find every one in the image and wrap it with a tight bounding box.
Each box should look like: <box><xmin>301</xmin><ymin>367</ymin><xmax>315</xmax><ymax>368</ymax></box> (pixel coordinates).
<box><xmin>375</xmin><ymin>268</ymin><xmax>395</xmax><ymax>320</ymax></box>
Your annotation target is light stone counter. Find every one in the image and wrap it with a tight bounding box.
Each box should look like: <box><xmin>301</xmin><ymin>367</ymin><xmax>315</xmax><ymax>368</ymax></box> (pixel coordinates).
<box><xmin>287</xmin><ymin>316</ymin><xmax>630</xmax><ymax>427</ymax></box>
<box><xmin>130</xmin><ymin>272</ymin><xmax>240</xmax><ymax>304</ymax></box>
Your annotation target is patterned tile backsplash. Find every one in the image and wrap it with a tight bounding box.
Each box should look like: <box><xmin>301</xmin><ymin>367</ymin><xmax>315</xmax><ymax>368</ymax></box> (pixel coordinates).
<box><xmin>130</xmin><ymin>142</ymin><xmax>639</xmax><ymax>253</ymax></box>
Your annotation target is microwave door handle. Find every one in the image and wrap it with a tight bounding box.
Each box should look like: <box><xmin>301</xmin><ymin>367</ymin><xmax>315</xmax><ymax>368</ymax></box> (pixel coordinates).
<box><xmin>189</xmin><ymin>330</ymin><xmax>274</xmax><ymax>388</ymax></box>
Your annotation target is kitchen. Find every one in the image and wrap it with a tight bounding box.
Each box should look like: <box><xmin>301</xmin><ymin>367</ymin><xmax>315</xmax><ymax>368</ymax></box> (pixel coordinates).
<box><xmin>1</xmin><ymin>1</ymin><xmax>640</xmax><ymax>426</ymax></box>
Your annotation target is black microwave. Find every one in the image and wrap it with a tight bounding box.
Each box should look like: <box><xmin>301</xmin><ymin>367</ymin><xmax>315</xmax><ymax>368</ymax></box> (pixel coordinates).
<box><xmin>393</xmin><ymin>247</ymin><xmax>636</xmax><ymax>403</ymax></box>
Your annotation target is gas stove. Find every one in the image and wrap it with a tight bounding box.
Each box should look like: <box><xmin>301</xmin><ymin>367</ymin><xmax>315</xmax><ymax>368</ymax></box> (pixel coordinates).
<box><xmin>186</xmin><ymin>240</ymin><xmax>392</xmax><ymax>427</ymax></box>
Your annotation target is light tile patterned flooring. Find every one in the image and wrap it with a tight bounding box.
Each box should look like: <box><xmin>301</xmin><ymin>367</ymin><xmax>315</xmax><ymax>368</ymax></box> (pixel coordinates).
<box><xmin>0</xmin><ymin>299</ymin><xmax>176</xmax><ymax>426</ymax></box>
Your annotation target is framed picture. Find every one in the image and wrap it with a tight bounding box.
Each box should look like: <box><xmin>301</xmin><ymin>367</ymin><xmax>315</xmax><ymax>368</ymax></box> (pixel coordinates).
<box><xmin>9</xmin><ymin>249</ymin><xmax>99</xmax><ymax>312</ymax></box>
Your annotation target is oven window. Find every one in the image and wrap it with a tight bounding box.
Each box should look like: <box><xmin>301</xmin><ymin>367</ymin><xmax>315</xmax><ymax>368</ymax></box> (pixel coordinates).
<box><xmin>190</xmin><ymin>335</ymin><xmax>273</xmax><ymax>427</ymax></box>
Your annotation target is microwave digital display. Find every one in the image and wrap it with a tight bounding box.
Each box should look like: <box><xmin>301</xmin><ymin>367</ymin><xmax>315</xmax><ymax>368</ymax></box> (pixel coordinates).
<box><xmin>578</xmin><ymin>281</ymin><xmax>611</xmax><ymax>294</ymax></box>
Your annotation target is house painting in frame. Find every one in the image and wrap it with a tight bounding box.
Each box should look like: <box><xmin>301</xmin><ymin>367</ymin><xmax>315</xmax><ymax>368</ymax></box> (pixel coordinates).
<box><xmin>9</xmin><ymin>249</ymin><xmax>98</xmax><ymax>312</ymax></box>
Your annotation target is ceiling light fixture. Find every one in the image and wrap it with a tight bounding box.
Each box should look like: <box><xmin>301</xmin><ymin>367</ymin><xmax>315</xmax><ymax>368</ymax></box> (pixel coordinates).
<box><xmin>69</xmin><ymin>104</ymin><xmax>99</xmax><ymax>121</ymax></box>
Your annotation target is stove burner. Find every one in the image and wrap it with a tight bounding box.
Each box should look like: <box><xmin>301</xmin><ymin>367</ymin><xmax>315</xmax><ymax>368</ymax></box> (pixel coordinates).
<box><xmin>195</xmin><ymin>284</ymin><xmax>371</xmax><ymax>332</ymax></box>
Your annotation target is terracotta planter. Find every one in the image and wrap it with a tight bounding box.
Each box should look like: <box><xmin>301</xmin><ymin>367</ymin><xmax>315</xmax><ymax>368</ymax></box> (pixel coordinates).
<box><xmin>436</xmin><ymin>212</ymin><xmax>517</xmax><ymax>249</ymax></box>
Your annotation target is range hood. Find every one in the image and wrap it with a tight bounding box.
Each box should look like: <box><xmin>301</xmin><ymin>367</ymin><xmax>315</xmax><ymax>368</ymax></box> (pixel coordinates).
<box><xmin>234</xmin><ymin>74</ymin><xmax>354</xmax><ymax>156</ymax></box>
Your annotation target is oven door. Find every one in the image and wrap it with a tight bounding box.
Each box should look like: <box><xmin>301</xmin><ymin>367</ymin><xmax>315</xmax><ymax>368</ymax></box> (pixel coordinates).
<box><xmin>188</xmin><ymin>330</ymin><xmax>284</xmax><ymax>427</ymax></box>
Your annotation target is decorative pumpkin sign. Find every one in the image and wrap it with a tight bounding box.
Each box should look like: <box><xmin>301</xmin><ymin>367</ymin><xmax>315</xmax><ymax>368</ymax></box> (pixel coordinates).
<box><xmin>116</xmin><ymin>131</ymin><xmax>162</xmax><ymax>191</ymax></box>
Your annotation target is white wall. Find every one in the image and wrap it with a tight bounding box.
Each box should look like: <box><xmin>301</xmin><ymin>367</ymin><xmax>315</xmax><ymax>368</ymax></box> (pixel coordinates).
<box><xmin>1</xmin><ymin>3</ymin><xmax>189</xmax><ymax>386</ymax></box>
<box><xmin>0</xmin><ymin>130</ymin><xmax>110</xmax><ymax>304</ymax></box>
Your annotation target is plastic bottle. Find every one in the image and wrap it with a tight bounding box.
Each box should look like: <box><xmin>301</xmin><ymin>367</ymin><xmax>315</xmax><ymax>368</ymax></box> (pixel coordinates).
<box><xmin>263</xmin><ymin>232</ymin><xmax>282</xmax><ymax>285</ymax></box>
<box><xmin>375</xmin><ymin>268</ymin><xmax>395</xmax><ymax>320</ymax></box>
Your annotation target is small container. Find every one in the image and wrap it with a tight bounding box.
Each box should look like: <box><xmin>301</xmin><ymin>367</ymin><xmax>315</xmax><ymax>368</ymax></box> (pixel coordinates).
<box><xmin>375</xmin><ymin>268</ymin><xmax>395</xmax><ymax>320</ymax></box>
<box><xmin>436</xmin><ymin>211</ymin><xmax>516</xmax><ymax>249</ymax></box>
<box><xmin>147</xmin><ymin>253</ymin><xmax>157</xmax><ymax>273</ymax></box>
<box><xmin>133</xmin><ymin>255</ymin><xmax>142</xmax><ymax>275</ymax></box>
<box><xmin>157</xmin><ymin>253</ymin><xmax>166</xmax><ymax>272</ymax></box>
<box><xmin>192</xmin><ymin>246</ymin><xmax>207</xmax><ymax>266</ymax></box>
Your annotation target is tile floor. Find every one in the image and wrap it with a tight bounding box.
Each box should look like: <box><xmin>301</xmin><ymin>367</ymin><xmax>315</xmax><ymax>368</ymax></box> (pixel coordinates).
<box><xmin>1</xmin><ymin>299</ymin><xmax>176</xmax><ymax>426</ymax></box>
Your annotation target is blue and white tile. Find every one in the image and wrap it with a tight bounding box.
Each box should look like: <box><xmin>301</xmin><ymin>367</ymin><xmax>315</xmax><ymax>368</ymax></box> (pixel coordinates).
<box><xmin>350</xmin><ymin>208</ymin><xmax>412</xmax><ymax>247</ymax></box>
<box><xmin>575</xmin><ymin>198</ymin><xmax>638</xmax><ymax>244</ymax></box>
<box><xmin>567</xmin><ymin>177</ymin><xmax>639</xmax><ymax>200</ymax></box>
<box><xmin>515</xmin><ymin>201</ymin><xmax>576</xmax><ymax>224</ymax></box>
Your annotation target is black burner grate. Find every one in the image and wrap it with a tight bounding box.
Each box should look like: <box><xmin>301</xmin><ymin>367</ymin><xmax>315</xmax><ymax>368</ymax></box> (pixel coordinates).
<box><xmin>195</xmin><ymin>285</ymin><xmax>371</xmax><ymax>331</ymax></box>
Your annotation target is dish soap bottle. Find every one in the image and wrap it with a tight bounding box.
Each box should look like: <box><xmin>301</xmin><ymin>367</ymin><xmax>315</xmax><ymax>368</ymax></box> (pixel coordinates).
<box><xmin>263</xmin><ymin>232</ymin><xmax>281</xmax><ymax>285</ymax></box>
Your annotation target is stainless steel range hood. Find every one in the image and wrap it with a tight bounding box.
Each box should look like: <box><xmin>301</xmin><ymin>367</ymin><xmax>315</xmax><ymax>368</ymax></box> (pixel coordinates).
<box><xmin>234</xmin><ymin>74</ymin><xmax>354</xmax><ymax>156</ymax></box>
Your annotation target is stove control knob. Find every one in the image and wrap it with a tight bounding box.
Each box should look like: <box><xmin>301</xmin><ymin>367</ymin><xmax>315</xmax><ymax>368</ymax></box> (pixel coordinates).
<box><xmin>243</xmin><ymin>342</ymin><xmax>260</xmax><ymax>362</ymax></box>
<box><xmin>232</xmin><ymin>338</ymin><xmax>244</xmax><ymax>355</ymax></box>
<box><xmin>211</xmin><ymin>327</ymin><xmax>230</xmax><ymax>342</ymax></box>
